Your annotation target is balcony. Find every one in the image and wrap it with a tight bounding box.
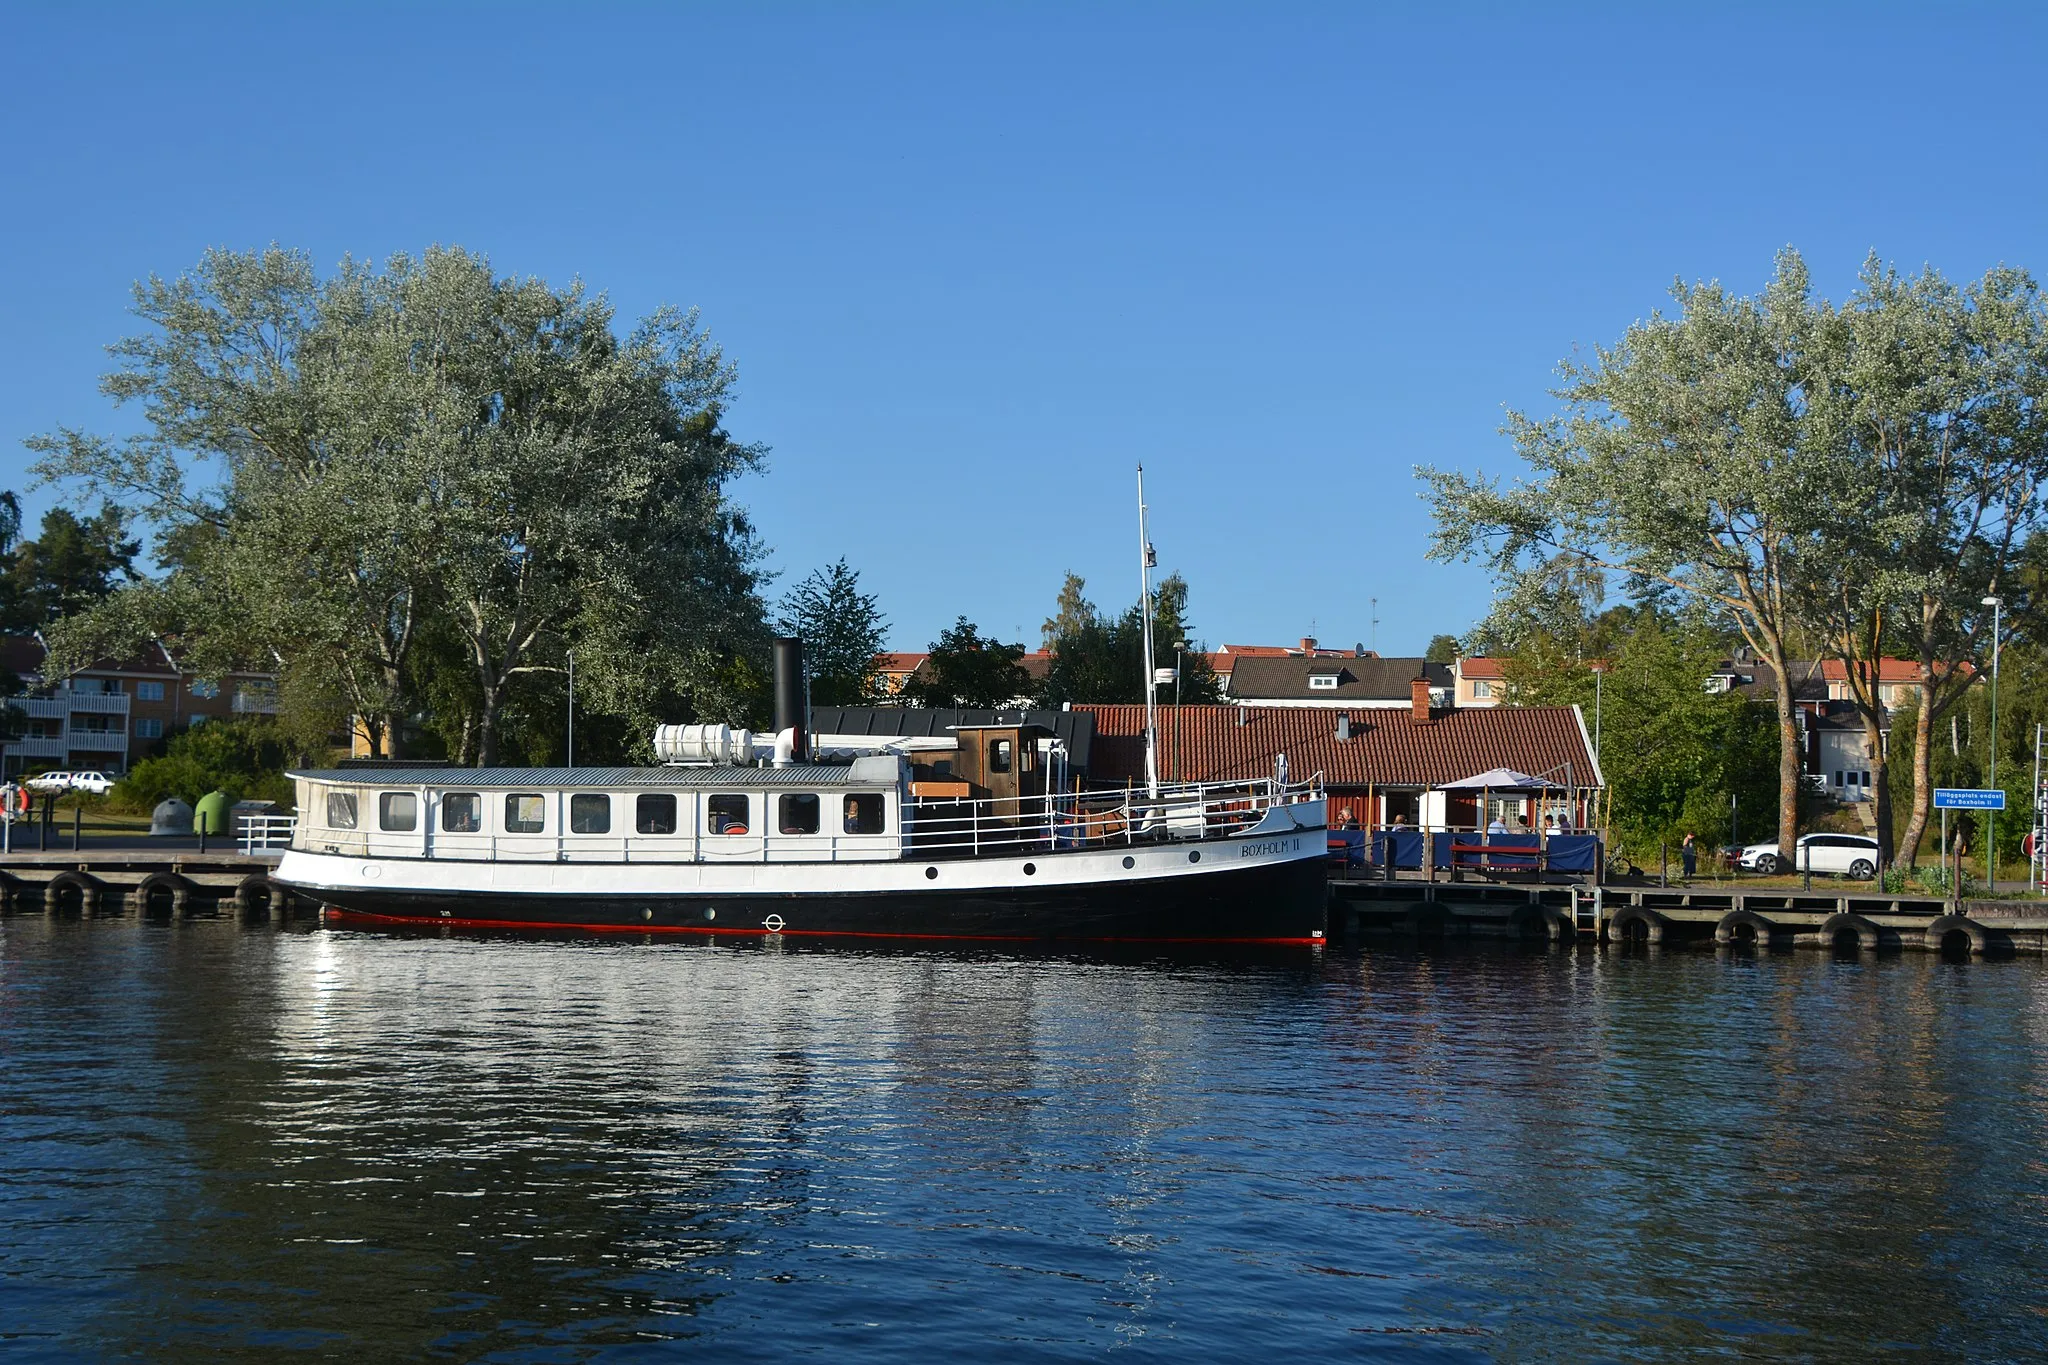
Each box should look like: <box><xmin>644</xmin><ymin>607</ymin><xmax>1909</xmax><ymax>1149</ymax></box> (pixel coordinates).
<box><xmin>63</xmin><ymin>692</ymin><xmax>131</xmax><ymax>715</ymax></box>
<box><xmin>6</xmin><ymin>697</ymin><xmax>68</xmax><ymax>720</ymax></box>
<box><xmin>231</xmin><ymin>690</ymin><xmax>280</xmax><ymax>715</ymax></box>
<box><xmin>5</xmin><ymin>736</ymin><xmax>66</xmax><ymax>759</ymax></box>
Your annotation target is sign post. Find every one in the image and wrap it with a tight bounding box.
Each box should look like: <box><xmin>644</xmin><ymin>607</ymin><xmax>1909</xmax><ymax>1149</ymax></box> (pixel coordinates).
<box><xmin>1934</xmin><ymin>790</ymin><xmax>2006</xmax><ymax>897</ymax></box>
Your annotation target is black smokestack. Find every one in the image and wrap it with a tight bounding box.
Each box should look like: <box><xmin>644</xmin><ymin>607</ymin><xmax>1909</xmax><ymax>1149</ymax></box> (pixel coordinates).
<box><xmin>773</xmin><ymin>636</ymin><xmax>807</xmax><ymax>763</ymax></box>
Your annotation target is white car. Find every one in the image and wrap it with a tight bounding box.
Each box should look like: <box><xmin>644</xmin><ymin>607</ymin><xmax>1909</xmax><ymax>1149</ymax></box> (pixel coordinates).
<box><xmin>23</xmin><ymin>770</ymin><xmax>114</xmax><ymax>796</ymax></box>
<box><xmin>1739</xmin><ymin>833</ymin><xmax>1880</xmax><ymax>879</ymax></box>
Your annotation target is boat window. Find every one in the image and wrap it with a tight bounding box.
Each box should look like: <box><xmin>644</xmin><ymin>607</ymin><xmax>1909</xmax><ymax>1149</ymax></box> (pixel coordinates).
<box><xmin>989</xmin><ymin>739</ymin><xmax>1013</xmax><ymax>774</ymax></box>
<box><xmin>636</xmin><ymin>793</ymin><xmax>678</xmax><ymax>835</ymax></box>
<box><xmin>379</xmin><ymin>792</ymin><xmax>417</xmax><ymax>832</ymax></box>
<box><xmin>570</xmin><ymin>793</ymin><xmax>611</xmax><ymax>834</ymax></box>
<box><xmin>844</xmin><ymin>793</ymin><xmax>885</xmax><ymax>834</ymax></box>
<box><xmin>707</xmin><ymin>794</ymin><xmax>750</xmax><ymax>835</ymax></box>
<box><xmin>778</xmin><ymin>794</ymin><xmax>820</xmax><ymax>835</ymax></box>
<box><xmin>442</xmin><ymin>792</ymin><xmax>483</xmax><ymax>833</ymax></box>
<box><xmin>326</xmin><ymin>790</ymin><xmax>358</xmax><ymax>830</ymax></box>
<box><xmin>505</xmin><ymin>794</ymin><xmax>545</xmax><ymax>834</ymax></box>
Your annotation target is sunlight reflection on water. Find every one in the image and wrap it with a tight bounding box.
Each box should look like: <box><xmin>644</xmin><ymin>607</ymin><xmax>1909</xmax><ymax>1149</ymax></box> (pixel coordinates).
<box><xmin>1</xmin><ymin>918</ymin><xmax>2045</xmax><ymax>1361</ymax></box>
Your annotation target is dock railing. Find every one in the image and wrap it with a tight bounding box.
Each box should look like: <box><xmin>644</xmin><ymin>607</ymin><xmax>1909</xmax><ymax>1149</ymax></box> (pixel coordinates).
<box><xmin>239</xmin><ymin>813</ymin><xmax>298</xmax><ymax>856</ymax></box>
<box><xmin>904</xmin><ymin>775</ymin><xmax>1323</xmax><ymax>858</ymax></box>
<box><xmin>1341</xmin><ymin>822</ymin><xmax>1604</xmax><ymax>880</ymax></box>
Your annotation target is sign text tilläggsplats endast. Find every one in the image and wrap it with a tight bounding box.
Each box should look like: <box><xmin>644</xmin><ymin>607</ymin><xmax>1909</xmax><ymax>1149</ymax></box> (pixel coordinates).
<box><xmin>1933</xmin><ymin>788</ymin><xmax>2006</xmax><ymax>810</ymax></box>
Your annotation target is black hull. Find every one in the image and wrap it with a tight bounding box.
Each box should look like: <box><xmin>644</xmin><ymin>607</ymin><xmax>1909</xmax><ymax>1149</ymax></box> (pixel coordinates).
<box><xmin>314</xmin><ymin>857</ymin><xmax>1328</xmax><ymax>944</ymax></box>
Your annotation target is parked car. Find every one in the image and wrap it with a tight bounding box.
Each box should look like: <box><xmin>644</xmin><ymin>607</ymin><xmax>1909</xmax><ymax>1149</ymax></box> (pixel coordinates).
<box><xmin>1738</xmin><ymin>833</ymin><xmax>1880</xmax><ymax>879</ymax></box>
<box><xmin>23</xmin><ymin>770</ymin><xmax>114</xmax><ymax>796</ymax></box>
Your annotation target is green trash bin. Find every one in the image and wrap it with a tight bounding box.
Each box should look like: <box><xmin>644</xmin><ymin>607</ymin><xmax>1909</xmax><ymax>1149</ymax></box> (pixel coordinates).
<box><xmin>194</xmin><ymin>790</ymin><xmax>232</xmax><ymax>837</ymax></box>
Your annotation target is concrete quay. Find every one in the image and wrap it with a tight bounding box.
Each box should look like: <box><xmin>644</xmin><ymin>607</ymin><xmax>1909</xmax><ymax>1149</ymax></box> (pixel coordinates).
<box><xmin>0</xmin><ymin>850</ymin><xmax>301</xmax><ymax>921</ymax></box>
<box><xmin>1330</xmin><ymin>877</ymin><xmax>2048</xmax><ymax>956</ymax></box>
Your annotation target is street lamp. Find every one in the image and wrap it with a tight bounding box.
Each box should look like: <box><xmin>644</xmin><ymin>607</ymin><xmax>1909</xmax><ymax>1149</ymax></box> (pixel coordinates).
<box><xmin>1589</xmin><ymin>661</ymin><xmax>1606</xmax><ymax>768</ymax></box>
<box><xmin>1985</xmin><ymin>595</ymin><xmax>2003</xmax><ymax>890</ymax></box>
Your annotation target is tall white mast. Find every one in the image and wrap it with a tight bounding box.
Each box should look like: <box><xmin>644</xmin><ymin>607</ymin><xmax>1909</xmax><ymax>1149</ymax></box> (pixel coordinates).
<box><xmin>1138</xmin><ymin>464</ymin><xmax>1159</xmax><ymax>798</ymax></box>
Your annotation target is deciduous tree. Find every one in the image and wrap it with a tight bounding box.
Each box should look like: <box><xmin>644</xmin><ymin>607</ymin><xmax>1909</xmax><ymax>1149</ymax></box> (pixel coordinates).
<box><xmin>1424</xmin><ymin>250</ymin><xmax>1840</xmax><ymax>857</ymax></box>
<box><xmin>901</xmin><ymin>618</ymin><xmax>1029</xmax><ymax>709</ymax></box>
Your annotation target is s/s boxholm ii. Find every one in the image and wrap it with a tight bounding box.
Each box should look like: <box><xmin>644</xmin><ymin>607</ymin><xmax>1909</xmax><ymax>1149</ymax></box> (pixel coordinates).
<box><xmin>272</xmin><ymin>469</ymin><xmax>1328</xmax><ymax>943</ymax></box>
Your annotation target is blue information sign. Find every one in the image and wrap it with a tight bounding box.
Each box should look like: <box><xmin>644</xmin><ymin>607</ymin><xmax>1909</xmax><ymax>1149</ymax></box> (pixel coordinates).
<box><xmin>1933</xmin><ymin>788</ymin><xmax>2006</xmax><ymax>810</ymax></box>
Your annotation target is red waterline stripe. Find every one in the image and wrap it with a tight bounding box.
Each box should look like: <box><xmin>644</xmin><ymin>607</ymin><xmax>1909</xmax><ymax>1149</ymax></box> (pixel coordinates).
<box><xmin>319</xmin><ymin>906</ymin><xmax>1325</xmax><ymax>946</ymax></box>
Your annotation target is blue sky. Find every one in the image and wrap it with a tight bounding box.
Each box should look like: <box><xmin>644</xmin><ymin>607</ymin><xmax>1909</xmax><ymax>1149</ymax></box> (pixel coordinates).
<box><xmin>4</xmin><ymin>4</ymin><xmax>2045</xmax><ymax>654</ymax></box>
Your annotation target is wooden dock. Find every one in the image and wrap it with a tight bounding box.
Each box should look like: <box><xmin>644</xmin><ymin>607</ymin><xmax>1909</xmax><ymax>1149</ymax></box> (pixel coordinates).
<box><xmin>1330</xmin><ymin>877</ymin><xmax>2048</xmax><ymax>956</ymax></box>
<box><xmin>0</xmin><ymin>851</ymin><xmax>303</xmax><ymax>920</ymax></box>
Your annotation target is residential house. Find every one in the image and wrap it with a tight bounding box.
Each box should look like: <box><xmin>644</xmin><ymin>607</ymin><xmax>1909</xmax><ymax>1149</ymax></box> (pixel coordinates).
<box><xmin>874</xmin><ymin>653</ymin><xmax>928</xmax><ymax>698</ymax></box>
<box><xmin>1080</xmin><ymin>683</ymin><xmax>1600</xmax><ymax>831</ymax></box>
<box><xmin>0</xmin><ymin>633</ymin><xmax>280</xmax><ymax>778</ymax></box>
<box><xmin>1452</xmin><ymin>656</ymin><xmax>1505</xmax><ymax>708</ymax></box>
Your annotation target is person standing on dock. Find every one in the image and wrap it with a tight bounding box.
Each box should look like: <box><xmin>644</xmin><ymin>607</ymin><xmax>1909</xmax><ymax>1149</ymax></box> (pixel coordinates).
<box><xmin>1682</xmin><ymin>832</ymin><xmax>1697</xmax><ymax>880</ymax></box>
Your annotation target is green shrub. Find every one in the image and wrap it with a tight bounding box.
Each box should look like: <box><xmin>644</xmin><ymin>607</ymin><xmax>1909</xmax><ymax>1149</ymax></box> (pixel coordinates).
<box><xmin>111</xmin><ymin>718</ymin><xmax>297</xmax><ymax>813</ymax></box>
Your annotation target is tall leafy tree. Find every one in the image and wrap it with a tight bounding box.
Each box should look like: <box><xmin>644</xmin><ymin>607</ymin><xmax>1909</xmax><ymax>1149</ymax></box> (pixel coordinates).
<box><xmin>778</xmin><ymin>558</ymin><xmax>888</xmax><ymax>705</ymax></box>
<box><xmin>900</xmin><ymin>618</ymin><xmax>1029</xmax><ymax>709</ymax></box>
<box><xmin>1424</xmin><ymin>634</ymin><xmax>1461</xmax><ymax>664</ymax></box>
<box><xmin>1041</xmin><ymin>572</ymin><xmax>1096</xmax><ymax>649</ymax></box>
<box><xmin>1797</xmin><ymin>259</ymin><xmax>2048</xmax><ymax>867</ymax></box>
<box><xmin>29</xmin><ymin>246</ymin><xmax>768</xmax><ymax>764</ymax></box>
<box><xmin>1037</xmin><ymin>572</ymin><xmax>1222</xmax><ymax>705</ymax></box>
<box><xmin>1424</xmin><ymin>250</ymin><xmax>1841</xmax><ymax>857</ymax></box>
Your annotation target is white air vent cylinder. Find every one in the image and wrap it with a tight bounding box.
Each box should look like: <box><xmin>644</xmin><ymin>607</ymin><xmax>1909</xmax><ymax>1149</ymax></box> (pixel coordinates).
<box><xmin>652</xmin><ymin>723</ymin><xmax>758</xmax><ymax>765</ymax></box>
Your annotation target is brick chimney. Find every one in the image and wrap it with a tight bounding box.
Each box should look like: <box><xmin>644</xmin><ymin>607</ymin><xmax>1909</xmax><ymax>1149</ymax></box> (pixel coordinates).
<box><xmin>1300</xmin><ymin>636</ymin><xmax>1317</xmax><ymax>653</ymax></box>
<box><xmin>1410</xmin><ymin>676</ymin><xmax>1434</xmax><ymax>723</ymax></box>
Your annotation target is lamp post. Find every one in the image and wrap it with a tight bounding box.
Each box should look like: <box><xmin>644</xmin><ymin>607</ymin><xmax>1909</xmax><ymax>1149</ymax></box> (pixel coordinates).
<box><xmin>1589</xmin><ymin>661</ymin><xmax>1605</xmax><ymax>767</ymax></box>
<box><xmin>1984</xmin><ymin>594</ymin><xmax>2003</xmax><ymax>890</ymax></box>
<box><xmin>566</xmin><ymin>650</ymin><xmax>576</xmax><ymax>768</ymax></box>
<box><xmin>1172</xmin><ymin>640</ymin><xmax>1188</xmax><ymax>782</ymax></box>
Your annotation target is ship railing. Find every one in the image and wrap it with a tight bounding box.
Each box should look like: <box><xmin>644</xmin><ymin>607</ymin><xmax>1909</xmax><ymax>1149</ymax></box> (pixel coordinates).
<box><xmin>239</xmin><ymin>812</ymin><xmax>298</xmax><ymax>855</ymax></box>
<box><xmin>903</xmin><ymin>774</ymin><xmax>1323</xmax><ymax>857</ymax></box>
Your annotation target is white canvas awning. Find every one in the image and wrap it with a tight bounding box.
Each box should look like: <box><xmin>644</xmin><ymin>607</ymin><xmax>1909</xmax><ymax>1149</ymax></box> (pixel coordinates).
<box><xmin>1439</xmin><ymin>767</ymin><xmax>1564</xmax><ymax>791</ymax></box>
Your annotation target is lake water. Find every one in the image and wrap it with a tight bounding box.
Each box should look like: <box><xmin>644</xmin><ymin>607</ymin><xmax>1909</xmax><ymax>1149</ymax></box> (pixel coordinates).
<box><xmin>2</xmin><ymin>918</ymin><xmax>2045</xmax><ymax>1361</ymax></box>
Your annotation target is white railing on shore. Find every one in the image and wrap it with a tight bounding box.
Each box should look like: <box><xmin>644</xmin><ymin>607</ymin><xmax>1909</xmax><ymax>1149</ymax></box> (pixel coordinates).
<box><xmin>239</xmin><ymin>813</ymin><xmax>298</xmax><ymax>854</ymax></box>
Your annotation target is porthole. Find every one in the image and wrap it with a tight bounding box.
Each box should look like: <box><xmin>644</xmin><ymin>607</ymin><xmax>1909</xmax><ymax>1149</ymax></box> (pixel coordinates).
<box><xmin>642</xmin><ymin>908</ymin><xmax>653</xmax><ymax>921</ymax></box>
<box><xmin>1188</xmin><ymin>850</ymin><xmax>1201</xmax><ymax>863</ymax></box>
<box><xmin>1023</xmin><ymin>863</ymin><xmax>1037</xmax><ymax>876</ymax></box>
<box><xmin>926</xmin><ymin>866</ymin><xmax>939</xmax><ymax>880</ymax></box>
<box><xmin>705</xmin><ymin>907</ymin><xmax>717</xmax><ymax>921</ymax></box>
<box><xmin>1122</xmin><ymin>856</ymin><xmax>1135</xmax><ymax>870</ymax></box>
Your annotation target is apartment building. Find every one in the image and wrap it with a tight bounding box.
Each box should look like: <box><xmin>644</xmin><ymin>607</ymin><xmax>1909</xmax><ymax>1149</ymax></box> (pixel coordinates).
<box><xmin>0</xmin><ymin>634</ymin><xmax>279</xmax><ymax>777</ymax></box>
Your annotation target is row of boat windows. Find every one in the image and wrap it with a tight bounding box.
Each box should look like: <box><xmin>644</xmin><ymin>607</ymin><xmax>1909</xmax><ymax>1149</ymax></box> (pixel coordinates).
<box><xmin>323</xmin><ymin>790</ymin><xmax>889</xmax><ymax>837</ymax></box>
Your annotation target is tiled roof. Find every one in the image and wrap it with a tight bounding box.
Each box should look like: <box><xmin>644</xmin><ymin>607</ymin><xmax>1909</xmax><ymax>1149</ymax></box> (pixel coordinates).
<box><xmin>1079</xmin><ymin>704</ymin><xmax>1599</xmax><ymax>790</ymax></box>
<box><xmin>874</xmin><ymin>653</ymin><xmax>928</xmax><ymax>674</ymax></box>
<box><xmin>1227</xmin><ymin>656</ymin><xmax>1451</xmax><ymax>701</ymax></box>
<box><xmin>1818</xmin><ymin>658</ymin><xmax>1970</xmax><ymax>684</ymax></box>
<box><xmin>1457</xmin><ymin>657</ymin><xmax>1505</xmax><ymax>679</ymax></box>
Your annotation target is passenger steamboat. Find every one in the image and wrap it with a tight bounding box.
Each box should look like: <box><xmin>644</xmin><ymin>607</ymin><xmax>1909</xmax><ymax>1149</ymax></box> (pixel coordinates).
<box><xmin>272</xmin><ymin>470</ymin><xmax>1328</xmax><ymax>943</ymax></box>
